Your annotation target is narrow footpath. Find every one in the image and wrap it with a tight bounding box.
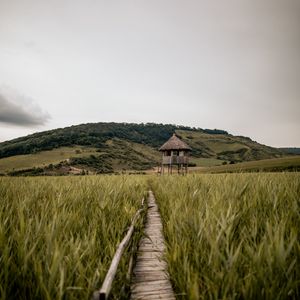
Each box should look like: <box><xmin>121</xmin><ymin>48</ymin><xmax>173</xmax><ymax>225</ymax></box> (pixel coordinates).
<box><xmin>130</xmin><ymin>191</ymin><xmax>175</xmax><ymax>300</ymax></box>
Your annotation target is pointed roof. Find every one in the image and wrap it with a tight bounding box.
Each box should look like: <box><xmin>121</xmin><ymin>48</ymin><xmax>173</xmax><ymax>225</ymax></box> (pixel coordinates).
<box><xmin>159</xmin><ymin>134</ymin><xmax>192</xmax><ymax>151</ymax></box>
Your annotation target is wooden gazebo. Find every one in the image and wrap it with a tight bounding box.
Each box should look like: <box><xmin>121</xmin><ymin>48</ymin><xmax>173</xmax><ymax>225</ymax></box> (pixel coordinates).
<box><xmin>158</xmin><ymin>133</ymin><xmax>192</xmax><ymax>174</ymax></box>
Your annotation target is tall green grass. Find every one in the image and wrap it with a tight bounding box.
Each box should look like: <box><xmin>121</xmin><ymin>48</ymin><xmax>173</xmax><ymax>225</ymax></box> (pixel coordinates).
<box><xmin>0</xmin><ymin>175</ymin><xmax>146</xmax><ymax>300</ymax></box>
<box><xmin>151</xmin><ymin>173</ymin><xmax>300</xmax><ymax>299</ymax></box>
<box><xmin>1</xmin><ymin>173</ymin><xmax>299</xmax><ymax>299</ymax></box>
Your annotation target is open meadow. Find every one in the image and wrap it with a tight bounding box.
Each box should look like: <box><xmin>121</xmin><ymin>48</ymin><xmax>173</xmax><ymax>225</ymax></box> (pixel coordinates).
<box><xmin>151</xmin><ymin>173</ymin><xmax>300</xmax><ymax>299</ymax></box>
<box><xmin>0</xmin><ymin>146</ymin><xmax>99</xmax><ymax>173</ymax></box>
<box><xmin>193</xmin><ymin>156</ymin><xmax>300</xmax><ymax>173</ymax></box>
<box><xmin>0</xmin><ymin>172</ymin><xmax>299</xmax><ymax>299</ymax></box>
<box><xmin>0</xmin><ymin>176</ymin><xmax>146</xmax><ymax>299</ymax></box>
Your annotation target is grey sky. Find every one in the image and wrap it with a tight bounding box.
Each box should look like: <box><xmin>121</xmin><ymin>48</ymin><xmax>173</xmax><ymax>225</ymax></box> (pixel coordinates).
<box><xmin>0</xmin><ymin>0</ymin><xmax>299</xmax><ymax>147</ymax></box>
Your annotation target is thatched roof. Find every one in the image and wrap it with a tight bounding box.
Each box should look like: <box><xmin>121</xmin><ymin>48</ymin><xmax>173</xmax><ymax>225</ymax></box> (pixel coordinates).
<box><xmin>159</xmin><ymin>134</ymin><xmax>192</xmax><ymax>151</ymax></box>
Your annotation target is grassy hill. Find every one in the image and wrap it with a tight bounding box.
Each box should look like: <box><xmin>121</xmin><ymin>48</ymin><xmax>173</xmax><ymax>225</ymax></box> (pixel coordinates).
<box><xmin>0</xmin><ymin>122</ymin><xmax>287</xmax><ymax>175</ymax></box>
<box><xmin>192</xmin><ymin>155</ymin><xmax>300</xmax><ymax>173</ymax></box>
<box><xmin>279</xmin><ymin>147</ymin><xmax>300</xmax><ymax>155</ymax></box>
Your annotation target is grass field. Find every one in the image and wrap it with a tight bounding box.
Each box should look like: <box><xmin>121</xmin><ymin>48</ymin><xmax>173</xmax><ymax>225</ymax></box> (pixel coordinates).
<box><xmin>0</xmin><ymin>141</ymin><xmax>161</xmax><ymax>175</ymax></box>
<box><xmin>0</xmin><ymin>146</ymin><xmax>98</xmax><ymax>173</ymax></box>
<box><xmin>150</xmin><ymin>173</ymin><xmax>300</xmax><ymax>299</ymax></box>
<box><xmin>0</xmin><ymin>175</ymin><xmax>146</xmax><ymax>299</ymax></box>
<box><xmin>193</xmin><ymin>155</ymin><xmax>300</xmax><ymax>173</ymax></box>
<box><xmin>1</xmin><ymin>173</ymin><xmax>299</xmax><ymax>299</ymax></box>
<box><xmin>177</xmin><ymin>130</ymin><xmax>253</xmax><ymax>154</ymax></box>
<box><xmin>189</xmin><ymin>157</ymin><xmax>225</xmax><ymax>167</ymax></box>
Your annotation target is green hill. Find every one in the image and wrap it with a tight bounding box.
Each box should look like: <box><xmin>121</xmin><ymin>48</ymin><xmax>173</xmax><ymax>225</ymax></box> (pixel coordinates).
<box><xmin>0</xmin><ymin>122</ymin><xmax>286</xmax><ymax>175</ymax></box>
<box><xmin>279</xmin><ymin>147</ymin><xmax>300</xmax><ymax>155</ymax></box>
<box><xmin>193</xmin><ymin>155</ymin><xmax>300</xmax><ymax>173</ymax></box>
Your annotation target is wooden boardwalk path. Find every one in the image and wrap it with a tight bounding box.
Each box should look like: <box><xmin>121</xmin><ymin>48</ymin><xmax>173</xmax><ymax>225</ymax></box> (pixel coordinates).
<box><xmin>130</xmin><ymin>191</ymin><xmax>175</xmax><ymax>300</ymax></box>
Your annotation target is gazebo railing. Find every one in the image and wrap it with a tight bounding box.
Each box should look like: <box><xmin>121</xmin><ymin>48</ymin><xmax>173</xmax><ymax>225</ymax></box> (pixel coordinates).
<box><xmin>162</xmin><ymin>156</ymin><xmax>188</xmax><ymax>165</ymax></box>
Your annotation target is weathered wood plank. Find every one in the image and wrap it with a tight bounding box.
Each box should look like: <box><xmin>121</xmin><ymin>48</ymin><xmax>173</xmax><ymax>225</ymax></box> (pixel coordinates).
<box><xmin>130</xmin><ymin>191</ymin><xmax>175</xmax><ymax>300</ymax></box>
<box><xmin>132</xmin><ymin>291</ymin><xmax>175</xmax><ymax>298</ymax></box>
<box><xmin>132</xmin><ymin>285</ymin><xmax>173</xmax><ymax>293</ymax></box>
<box><xmin>134</xmin><ymin>261</ymin><xmax>167</xmax><ymax>267</ymax></box>
<box><xmin>131</xmin><ymin>279</ymin><xmax>171</xmax><ymax>286</ymax></box>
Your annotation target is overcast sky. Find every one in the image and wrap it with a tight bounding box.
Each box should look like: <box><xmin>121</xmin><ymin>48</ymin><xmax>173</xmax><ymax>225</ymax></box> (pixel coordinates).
<box><xmin>0</xmin><ymin>0</ymin><xmax>299</xmax><ymax>147</ymax></box>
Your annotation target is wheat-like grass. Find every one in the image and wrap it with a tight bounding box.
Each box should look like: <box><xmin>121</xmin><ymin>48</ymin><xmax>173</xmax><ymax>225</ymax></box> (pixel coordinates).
<box><xmin>150</xmin><ymin>173</ymin><xmax>300</xmax><ymax>299</ymax></box>
<box><xmin>1</xmin><ymin>173</ymin><xmax>299</xmax><ymax>299</ymax></box>
<box><xmin>0</xmin><ymin>175</ymin><xmax>146</xmax><ymax>300</ymax></box>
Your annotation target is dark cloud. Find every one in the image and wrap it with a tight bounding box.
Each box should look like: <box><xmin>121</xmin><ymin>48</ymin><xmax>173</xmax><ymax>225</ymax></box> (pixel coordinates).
<box><xmin>0</xmin><ymin>90</ymin><xmax>50</xmax><ymax>126</ymax></box>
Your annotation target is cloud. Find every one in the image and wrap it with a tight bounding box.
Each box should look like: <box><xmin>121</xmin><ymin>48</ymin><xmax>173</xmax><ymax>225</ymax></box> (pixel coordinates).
<box><xmin>0</xmin><ymin>87</ymin><xmax>50</xmax><ymax>126</ymax></box>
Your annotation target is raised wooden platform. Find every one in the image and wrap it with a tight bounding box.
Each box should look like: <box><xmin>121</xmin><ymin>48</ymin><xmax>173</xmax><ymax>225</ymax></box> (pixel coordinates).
<box><xmin>130</xmin><ymin>191</ymin><xmax>175</xmax><ymax>300</ymax></box>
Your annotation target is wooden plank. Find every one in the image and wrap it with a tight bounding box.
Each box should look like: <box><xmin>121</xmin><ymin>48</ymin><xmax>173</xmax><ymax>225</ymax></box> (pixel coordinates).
<box><xmin>135</xmin><ymin>261</ymin><xmax>167</xmax><ymax>266</ymax></box>
<box><xmin>132</xmin><ymin>285</ymin><xmax>173</xmax><ymax>292</ymax></box>
<box><xmin>131</xmin><ymin>279</ymin><xmax>171</xmax><ymax>286</ymax></box>
<box><xmin>130</xmin><ymin>191</ymin><xmax>175</xmax><ymax>300</ymax></box>
<box><xmin>132</xmin><ymin>291</ymin><xmax>174</xmax><ymax>296</ymax></box>
<box><xmin>132</xmin><ymin>291</ymin><xmax>175</xmax><ymax>299</ymax></box>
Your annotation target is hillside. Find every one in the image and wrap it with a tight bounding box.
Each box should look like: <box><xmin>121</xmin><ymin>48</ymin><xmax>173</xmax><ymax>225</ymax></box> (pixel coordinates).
<box><xmin>0</xmin><ymin>122</ymin><xmax>286</xmax><ymax>175</ymax></box>
<box><xmin>192</xmin><ymin>155</ymin><xmax>300</xmax><ymax>173</ymax></box>
<box><xmin>279</xmin><ymin>147</ymin><xmax>300</xmax><ymax>155</ymax></box>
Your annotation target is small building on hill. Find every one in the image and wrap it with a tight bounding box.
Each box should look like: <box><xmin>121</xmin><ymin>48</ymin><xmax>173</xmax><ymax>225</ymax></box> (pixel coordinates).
<box><xmin>158</xmin><ymin>133</ymin><xmax>192</xmax><ymax>174</ymax></box>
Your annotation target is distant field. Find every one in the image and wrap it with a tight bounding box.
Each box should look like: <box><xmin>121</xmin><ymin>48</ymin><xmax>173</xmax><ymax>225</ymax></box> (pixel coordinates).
<box><xmin>0</xmin><ymin>141</ymin><xmax>161</xmax><ymax>175</ymax></box>
<box><xmin>192</xmin><ymin>155</ymin><xmax>300</xmax><ymax>173</ymax></box>
<box><xmin>0</xmin><ymin>146</ymin><xmax>98</xmax><ymax>173</ymax></box>
<box><xmin>177</xmin><ymin>130</ymin><xmax>249</xmax><ymax>154</ymax></box>
<box><xmin>189</xmin><ymin>157</ymin><xmax>225</xmax><ymax>167</ymax></box>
